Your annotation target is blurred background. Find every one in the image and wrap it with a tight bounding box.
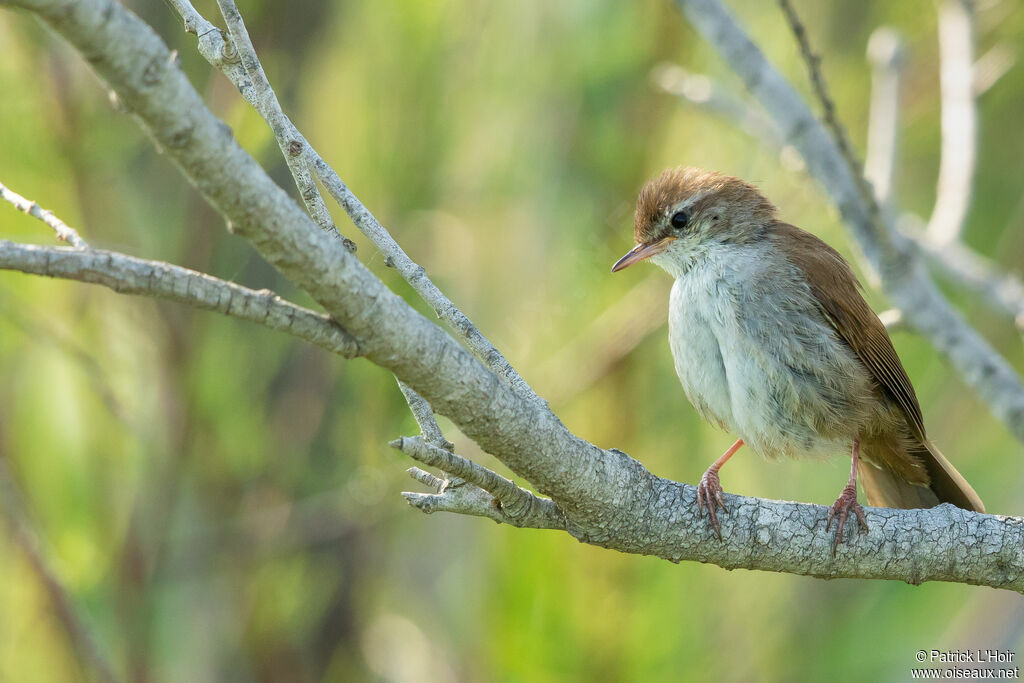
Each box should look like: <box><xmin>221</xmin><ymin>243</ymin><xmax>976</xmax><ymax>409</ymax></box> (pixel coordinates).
<box><xmin>1</xmin><ymin>0</ymin><xmax>1023</xmax><ymax>680</ymax></box>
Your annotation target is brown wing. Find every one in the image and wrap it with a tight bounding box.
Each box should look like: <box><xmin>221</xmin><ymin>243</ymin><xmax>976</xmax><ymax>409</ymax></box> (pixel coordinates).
<box><xmin>768</xmin><ymin>223</ymin><xmax>926</xmax><ymax>441</ymax></box>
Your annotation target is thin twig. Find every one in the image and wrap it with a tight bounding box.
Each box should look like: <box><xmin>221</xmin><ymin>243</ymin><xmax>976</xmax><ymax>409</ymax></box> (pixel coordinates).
<box><xmin>391</xmin><ymin>436</ymin><xmax>564</xmax><ymax>528</ymax></box>
<box><xmin>396</xmin><ymin>380</ymin><xmax>454</xmax><ymax>451</ymax></box>
<box><xmin>776</xmin><ymin>0</ymin><xmax>890</xmax><ymax>254</ymax></box>
<box><xmin>165</xmin><ymin>0</ymin><xmax>207</xmax><ymax>35</ymax></box>
<box><xmin>0</xmin><ymin>241</ymin><xmax>361</xmax><ymax>358</ymax></box>
<box><xmin>0</xmin><ymin>180</ymin><xmax>89</xmax><ymax>248</ymax></box>
<box><xmin>0</xmin><ymin>458</ymin><xmax>119</xmax><ymax>683</ymax></box>
<box><xmin>401</xmin><ymin>475</ymin><xmax>557</xmax><ymax>528</ymax></box>
<box><xmin>307</xmin><ymin>142</ymin><xmax>545</xmax><ymax>409</ymax></box>
<box><xmin>212</xmin><ymin>0</ymin><xmax>354</xmax><ymax>251</ymax></box>
<box><xmin>397</xmin><ymin>356</ymin><xmax>526</xmax><ymax>521</ymax></box>
<box><xmin>779</xmin><ymin>1</ymin><xmax>1024</xmax><ymax>328</ymax></box>
<box><xmin>407</xmin><ymin>466</ymin><xmax>447</xmax><ymax>491</ymax></box>
<box><xmin>171</xmin><ymin>0</ymin><xmax>543</xmax><ymax>408</ymax></box>
<box><xmin>927</xmin><ymin>0</ymin><xmax>978</xmax><ymax>246</ymax></box>
<box><xmin>393</xmin><ymin>379</ymin><xmax>562</xmax><ymax>525</ymax></box>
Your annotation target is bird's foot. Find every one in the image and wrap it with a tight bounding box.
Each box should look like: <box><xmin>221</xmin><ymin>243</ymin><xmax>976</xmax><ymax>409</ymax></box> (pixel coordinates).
<box><xmin>696</xmin><ymin>467</ymin><xmax>728</xmax><ymax>539</ymax></box>
<box><xmin>826</xmin><ymin>482</ymin><xmax>868</xmax><ymax>554</ymax></box>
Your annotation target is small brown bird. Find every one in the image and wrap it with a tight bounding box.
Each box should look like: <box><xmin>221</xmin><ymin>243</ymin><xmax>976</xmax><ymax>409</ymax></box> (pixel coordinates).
<box><xmin>612</xmin><ymin>167</ymin><xmax>983</xmax><ymax>549</ymax></box>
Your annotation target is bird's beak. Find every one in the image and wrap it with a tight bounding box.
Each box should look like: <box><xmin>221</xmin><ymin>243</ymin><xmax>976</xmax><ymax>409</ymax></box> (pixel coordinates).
<box><xmin>611</xmin><ymin>237</ymin><xmax>675</xmax><ymax>273</ymax></box>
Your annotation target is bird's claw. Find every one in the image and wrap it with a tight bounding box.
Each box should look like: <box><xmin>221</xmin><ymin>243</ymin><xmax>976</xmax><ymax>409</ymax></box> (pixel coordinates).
<box><xmin>696</xmin><ymin>467</ymin><xmax>727</xmax><ymax>539</ymax></box>
<box><xmin>826</xmin><ymin>483</ymin><xmax>868</xmax><ymax>554</ymax></box>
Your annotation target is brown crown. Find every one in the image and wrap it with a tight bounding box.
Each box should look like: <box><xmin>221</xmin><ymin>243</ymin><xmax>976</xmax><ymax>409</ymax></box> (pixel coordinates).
<box><xmin>634</xmin><ymin>167</ymin><xmax>776</xmax><ymax>244</ymax></box>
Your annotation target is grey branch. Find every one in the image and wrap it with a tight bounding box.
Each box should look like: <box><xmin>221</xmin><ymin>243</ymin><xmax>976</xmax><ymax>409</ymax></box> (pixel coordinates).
<box><xmin>393</xmin><ymin>436</ymin><xmax>565</xmax><ymax>530</ymax></box>
<box><xmin>4</xmin><ymin>0</ymin><xmax>1024</xmax><ymax>592</ymax></box>
<box><xmin>396</xmin><ymin>380</ymin><xmax>454</xmax><ymax>451</ymax></box>
<box><xmin>403</xmin><ymin>466</ymin><xmax>515</xmax><ymax>525</ymax></box>
<box><xmin>0</xmin><ymin>180</ymin><xmax>89</xmax><ymax>248</ymax></box>
<box><xmin>406</xmin><ymin>444</ymin><xmax>1024</xmax><ymax>593</ymax></box>
<box><xmin>776</xmin><ymin>0</ymin><xmax>879</xmax><ymax>225</ymax></box>
<box><xmin>212</xmin><ymin>0</ymin><xmax>354</xmax><ymax>251</ymax></box>
<box><xmin>168</xmin><ymin>0</ymin><xmax>542</xmax><ymax>409</ymax></box>
<box><xmin>673</xmin><ymin>0</ymin><xmax>1024</xmax><ymax>443</ymax></box>
<box><xmin>927</xmin><ymin>0</ymin><xmax>978</xmax><ymax>246</ymax></box>
<box><xmin>165</xmin><ymin>0</ymin><xmax>206</xmax><ymax>36</ymax></box>
<box><xmin>394</xmin><ymin>380</ymin><xmax>563</xmax><ymax>528</ymax></box>
<box><xmin>0</xmin><ymin>241</ymin><xmax>360</xmax><ymax>358</ymax></box>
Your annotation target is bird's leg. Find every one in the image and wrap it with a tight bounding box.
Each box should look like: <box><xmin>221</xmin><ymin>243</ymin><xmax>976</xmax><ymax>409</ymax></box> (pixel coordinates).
<box><xmin>696</xmin><ymin>438</ymin><xmax>743</xmax><ymax>539</ymax></box>
<box><xmin>826</xmin><ymin>438</ymin><xmax>869</xmax><ymax>553</ymax></box>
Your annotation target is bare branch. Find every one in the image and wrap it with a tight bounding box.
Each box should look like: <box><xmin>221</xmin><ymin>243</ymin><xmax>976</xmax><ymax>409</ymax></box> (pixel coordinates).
<box><xmin>862</xmin><ymin>18</ymin><xmax>1023</xmax><ymax>330</ymax></box>
<box><xmin>396</xmin><ymin>380</ymin><xmax>454</xmax><ymax>451</ymax></box>
<box><xmin>409</xmin><ymin>449</ymin><xmax>1024</xmax><ymax>593</ymax></box>
<box><xmin>0</xmin><ymin>458</ymin><xmax>119</xmax><ymax>683</ymax></box>
<box><xmin>403</xmin><ymin>484</ymin><xmax>515</xmax><ymax>524</ymax></box>
<box><xmin>407</xmin><ymin>466</ymin><xmax>447</xmax><ymax>491</ymax></box>
<box><xmin>0</xmin><ymin>180</ymin><xmax>89</xmax><ymax>248</ymax></box>
<box><xmin>395</xmin><ymin>368</ymin><xmax>563</xmax><ymax>528</ymax></box>
<box><xmin>165</xmin><ymin>0</ymin><xmax>208</xmax><ymax>36</ymax></box>
<box><xmin>171</xmin><ymin>0</ymin><xmax>542</xmax><ymax>408</ymax></box>
<box><xmin>927</xmin><ymin>0</ymin><xmax>978</xmax><ymax>246</ymax></box>
<box><xmin>0</xmin><ymin>241</ymin><xmax>361</xmax><ymax>358</ymax></box>
<box><xmin>7</xmin><ymin>0</ymin><xmax>588</xmax><ymax>515</ymax></box>
<box><xmin>393</xmin><ymin>437</ymin><xmax>565</xmax><ymax>530</ymax></box>
<box><xmin>864</xmin><ymin>27</ymin><xmax>906</xmax><ymax>206</ymax></box>
<box><xmin>776</xmin><ymin>0</ymin><xmax>883</xmax><ymax>237</ymax></box>
<box><xmin>306</xmin><ymin>154</ymin><xmax>548</xmax><ymax>411</ymax></box>
<box><xmin>211</xmin><ymin>0</ymin><xmax>354</xmax><ymax>251</ymax></box>
<box><xmin>402</xmin><ymin>466</ymin><xmax>543</xmax><ymax>528</ymax></box>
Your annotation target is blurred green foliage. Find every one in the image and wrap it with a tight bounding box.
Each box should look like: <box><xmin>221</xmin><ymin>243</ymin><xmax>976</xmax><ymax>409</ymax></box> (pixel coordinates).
<box><xmin>1</xmin><ymin>0</ymin><xmax>1023</xmax><ymax>680</ymax></box>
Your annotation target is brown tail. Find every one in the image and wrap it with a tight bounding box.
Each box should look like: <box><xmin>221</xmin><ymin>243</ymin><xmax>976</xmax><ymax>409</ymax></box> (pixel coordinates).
<box><xmin>858</xmin><ymin>440</ymin><xmax>984</xmax><ymax>513</ymax></box>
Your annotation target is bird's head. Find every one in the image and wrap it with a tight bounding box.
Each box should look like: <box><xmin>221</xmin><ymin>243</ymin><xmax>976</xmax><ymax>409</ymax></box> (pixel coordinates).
<box><xmin>611</xmin><ymin>167</ymin><xmax>777</xmax><ymax>277</ymax></box>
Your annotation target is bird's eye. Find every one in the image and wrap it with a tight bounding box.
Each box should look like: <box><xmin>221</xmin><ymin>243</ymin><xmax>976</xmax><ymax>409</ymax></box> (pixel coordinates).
<box><xmin>670</xmin><ymin>210</ymin><xmax>690</xmax><ymax>230</ymax></box>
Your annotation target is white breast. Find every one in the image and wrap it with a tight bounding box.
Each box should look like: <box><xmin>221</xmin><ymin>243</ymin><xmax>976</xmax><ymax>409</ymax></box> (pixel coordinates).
<box><xmin>668</xmin><ymin>277</ymin><xmax>733</xmax><ymax>431</ymax></box>
<box><xmin>664</xmin><ymin>244</ymin><xmax>873</xmax><ymax>460</ymax></box>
